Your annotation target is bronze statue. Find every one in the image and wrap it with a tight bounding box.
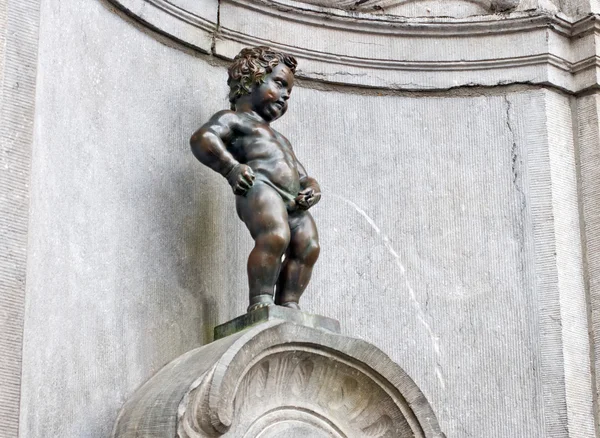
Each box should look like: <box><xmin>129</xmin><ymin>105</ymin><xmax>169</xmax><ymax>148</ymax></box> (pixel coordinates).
<box><xmin>190</xmin><ymin>47</ymin><xmax>321</xmax><ymax>312</ymax></box>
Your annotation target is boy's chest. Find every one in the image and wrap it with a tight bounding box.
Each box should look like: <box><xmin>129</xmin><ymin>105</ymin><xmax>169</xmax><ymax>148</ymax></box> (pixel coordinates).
<box><xmin>232</xmin><ymin>124</ymin><xmax>293</xmax><ymax>157</ymax></box>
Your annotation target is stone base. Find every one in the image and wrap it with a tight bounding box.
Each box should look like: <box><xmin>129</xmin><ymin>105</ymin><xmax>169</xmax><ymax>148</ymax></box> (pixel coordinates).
<box><xmin>214</xmin><ymin>305</ymin><xmax>340</xmax><ymax>340</ymax></box>
<box><xmin>113</xmin><ymin>314</ymin><xmax>444</xmax><ymax>438</ymax></box>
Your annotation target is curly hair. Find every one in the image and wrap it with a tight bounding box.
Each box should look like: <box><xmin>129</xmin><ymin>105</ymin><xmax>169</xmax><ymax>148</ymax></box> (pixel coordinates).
<box><xmin>227</xmin><ymin>46</ymin><xmax>298</xmax><ymax>110</ymax></box>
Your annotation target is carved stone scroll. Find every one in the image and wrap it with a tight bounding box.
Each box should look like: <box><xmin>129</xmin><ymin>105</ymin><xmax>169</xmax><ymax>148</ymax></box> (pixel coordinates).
<box><xmin>113</xmin><ymin>315</ymin><xmax>444</xmax><ymax>437</ymax></box>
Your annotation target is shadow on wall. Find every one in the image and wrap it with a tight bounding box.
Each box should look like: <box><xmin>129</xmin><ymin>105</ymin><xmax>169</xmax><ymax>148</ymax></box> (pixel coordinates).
<box><xmin>165</xmin><ymin>159</ymin><xmax>226</xmax><ymax>346</ymax></box>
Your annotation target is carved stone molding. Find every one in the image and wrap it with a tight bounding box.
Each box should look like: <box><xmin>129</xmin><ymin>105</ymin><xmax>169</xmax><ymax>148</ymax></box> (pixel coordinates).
<box><xmin>108</xmin><ymin>0</ymin><xmax>600</xmax><ymax>93</ymax></box>
<box><xmin>294</xmin><ymin>0</ymin><xmax>522</xmax><ymax>14</ymax></box>
<box><xmin>106</xmin><ymin>0</ymin><xmax>218</xmax><ymax>53</ymax></box>
<box><xmin>113</xmin><ymin>319</ymin><xmax>444</xmax><ymax>437</ymax></box>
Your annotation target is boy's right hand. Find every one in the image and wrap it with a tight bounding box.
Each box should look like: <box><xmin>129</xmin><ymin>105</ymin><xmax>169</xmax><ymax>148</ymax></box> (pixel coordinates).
<box><xmin>226</xmin><ymin>164</ymin><xmax>255</xmax><ymax>196</ymax></box>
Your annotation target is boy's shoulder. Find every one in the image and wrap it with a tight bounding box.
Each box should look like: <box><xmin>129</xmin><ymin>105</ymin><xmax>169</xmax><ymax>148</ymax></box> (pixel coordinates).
<box><xmin>208</xmin><ymin>109</ymin><xmax>242</xmax><ymax>126</ymax></box>
<box><xmin>271</xmin><ymin>127</ymin><xmax>291</xmax><ymax>144</ymax></box>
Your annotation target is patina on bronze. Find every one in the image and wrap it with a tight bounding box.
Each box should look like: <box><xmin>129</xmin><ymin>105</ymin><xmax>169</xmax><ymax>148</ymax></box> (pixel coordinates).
<box><xmin>190</xmin><ymin>47</ymin><xmax>321</xmax><ymax>313</ymax></box>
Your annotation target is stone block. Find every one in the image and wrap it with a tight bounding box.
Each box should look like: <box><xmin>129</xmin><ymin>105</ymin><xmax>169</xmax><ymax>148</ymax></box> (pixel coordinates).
<box><xmin>214</xmin><ymin>305</ymin><xmax>341</xmax><ymax>340</ymax></box>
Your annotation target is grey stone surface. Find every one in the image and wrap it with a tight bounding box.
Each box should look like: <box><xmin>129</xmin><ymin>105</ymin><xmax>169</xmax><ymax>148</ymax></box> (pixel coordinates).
<box><xmin>527</xmin><ymin>91</ymin><xmax>595</xmax><ymax>436</ymax></box>
<box><xmin>574</xmin><ymin>92</ymin><xmax>600</xmax><ymax>431</ymax></box>
<box><xmin>113</xmin><ymin>320</ymin><xmax>444</xmax><ymax>437</ymax></box>
<box><xmin>295</xmin><ymin>0</ymin><xmax>522</xmax><ymax>15</ymax></box>
<box><xmin>561</xmin><ymin>0</ymin><xmax>597</xmax><ymax>15</ymax></box>
<box><xmin>109</xmin><ymin>0</ymin><xmax>600</xmax><ymax>93</ymax></box>
<box><xmin>286</xmin><ymin>87</ymin><xmax>559</xmax><ymax>437</ymax></box>
<box><xmin>0</xmin><ymin>0</ymin><xmax>41</xmax><ymax>436</ymax></box>
<box><xmin>215</xmin><ymin>0</ymin><xmax>598</xmax><ymax>93</ymax></box>
<box><xmin>214</xmin><ymin>305</ymin><xmax>341</xmax><ymax>340</ymax></box>
<box><xmin>284</xmin><ymin>0</ymin><xmax>584</xmax><ymax>14</ymax></box>
<box><xmin>12</xmin><ymin>0</ymin><xmax>599</xmax><ymax>437</ymax></box>
<box><xmin>20</xmin><ymin>2</ymin><xmax>242</xmax><ymax>437</ymax></box>
<box><xmin>107</xmin><ymin>0</ymin><xmax>217</xmax><ymax>53</ymax></box>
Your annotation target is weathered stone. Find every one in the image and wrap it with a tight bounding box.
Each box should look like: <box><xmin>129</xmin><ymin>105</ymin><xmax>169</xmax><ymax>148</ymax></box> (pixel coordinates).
<box><xmin>214</xmin><ymin>305</ymin><xmax>341</xmax><ymax>340</ymax></box>
<box><xmin>108</xmin><ymin>0</ymin><xmax>600</xmax><ymax>92</ymax></box>
<box><xmin>108</xmin><ymin>0</ymin><xmax>217</xmax><ymax>53</ymax></box>
<box><xmin>113</xmin><ymin>319</ymin><xmax>445</xmax><ymax>438</ymax></box>
<box><xmin>0</xmin><ymin>0</ymin><xmax>41</xmax><ymax>436</ymax></box>
<box><xmin>295</xmin><ymin>0</ymin><xmax>521</xmax><ymax>14</ymax></box>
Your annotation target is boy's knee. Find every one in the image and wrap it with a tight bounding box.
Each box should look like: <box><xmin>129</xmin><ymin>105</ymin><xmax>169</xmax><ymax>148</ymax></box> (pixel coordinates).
<box><xmin>256</xmin><ymin>230</ymin><xmax>290</xmax><ymax>254</ymax></box>
<box><xmin>302</xmin><ymin>239</ymin><xmax>320</xmax><ymax>266</ymax></box>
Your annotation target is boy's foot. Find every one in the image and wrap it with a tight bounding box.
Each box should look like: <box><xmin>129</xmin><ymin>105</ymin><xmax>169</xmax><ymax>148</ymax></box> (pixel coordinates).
<box><xmin>247</xmin><ymin>294</ymin><xmax>275</xmax><ymax>313</ymax></box>
<box><xmin>279</xmin><ymin>301</ymin><xmax>301</xmax><ymax>310</ymax></box>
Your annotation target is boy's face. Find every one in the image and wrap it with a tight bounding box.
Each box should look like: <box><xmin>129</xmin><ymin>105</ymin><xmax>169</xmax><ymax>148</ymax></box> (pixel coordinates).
<box><xmin>251</xmin><ymin>63</ymin><xmax>294</xmax><ymax>122</ymax></box>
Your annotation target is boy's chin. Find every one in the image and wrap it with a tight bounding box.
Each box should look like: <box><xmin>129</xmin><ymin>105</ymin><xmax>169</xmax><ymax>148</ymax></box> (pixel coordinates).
<box><xmin>272</xmin><ymin>108</ymin><xmax>287</xmax><ymax>121</ymax></box>
<box><xmin>262</xmin><ymin>103</ymin><xmax>287</xmax><ymax>120</ymax></box>
<box><xmin>262</xmin><ymin>110</ymin><xmax>285</xmax><ymax>122</ymax></box>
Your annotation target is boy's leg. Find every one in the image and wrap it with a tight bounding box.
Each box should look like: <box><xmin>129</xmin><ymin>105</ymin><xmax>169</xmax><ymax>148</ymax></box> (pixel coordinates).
<box><xmin>236</xmin><ymin>182</ymin><xmax>290</xmax><ymax>311</ymax></box>
<box><xmin>275</xmin><ymin>211</ymin><xmax>320</xmax><ymax>308</ymax></box>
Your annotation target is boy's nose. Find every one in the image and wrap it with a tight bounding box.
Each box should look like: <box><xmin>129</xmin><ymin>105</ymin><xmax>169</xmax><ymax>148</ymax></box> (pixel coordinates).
<box><xmin>282</xmin><ymin>93</ymin><xmax>289</xmax><ymax>100</ymax></box>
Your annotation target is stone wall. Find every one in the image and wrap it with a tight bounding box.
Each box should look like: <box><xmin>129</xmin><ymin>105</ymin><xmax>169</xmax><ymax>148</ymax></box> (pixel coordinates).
<box><xmin>2</xmin><ymin>0</ymin><xmax>599</xmax><ymax>437</ymax></box>
<box><xmin>0</xmin><ymin>0</ymin><xmax>40</xmax><ymax>436</ymax></box>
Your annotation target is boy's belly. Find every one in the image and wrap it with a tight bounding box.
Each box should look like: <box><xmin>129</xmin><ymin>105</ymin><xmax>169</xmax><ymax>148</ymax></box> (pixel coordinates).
<box><xmin>248</xmin><ymin>160</ymin><xmax>301</xmax><ymax>199</ymax></box>
<box><xmin>253</xmin><ymin>176</ymin><xmax>298</xmax><ymax>211</ymax></box>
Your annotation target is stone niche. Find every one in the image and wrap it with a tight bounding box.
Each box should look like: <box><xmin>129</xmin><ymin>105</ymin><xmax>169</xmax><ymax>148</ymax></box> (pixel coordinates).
<box><xmin>109</xmin><ymin>0</ymin><xmax>596</xmax><ymax>92</ymax></box>
<box><xmin>113</xmin><ymin>308</ymin><xmax>444</xmax><ymax>437</ymax></box>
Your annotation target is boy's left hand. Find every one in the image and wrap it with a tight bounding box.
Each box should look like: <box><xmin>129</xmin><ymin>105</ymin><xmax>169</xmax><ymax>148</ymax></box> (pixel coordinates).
<box><xmin>295</xmin><ymin>187</ymin><xmax>321</xmax><ymax>210</ymax></box>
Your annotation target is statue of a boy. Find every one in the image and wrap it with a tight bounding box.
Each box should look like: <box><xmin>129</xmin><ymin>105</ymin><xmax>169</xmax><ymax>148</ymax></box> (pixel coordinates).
<box><xmin>190</xmin><ymin>46</ymin><xmax>321</xmax><ymax>312</ymax></box>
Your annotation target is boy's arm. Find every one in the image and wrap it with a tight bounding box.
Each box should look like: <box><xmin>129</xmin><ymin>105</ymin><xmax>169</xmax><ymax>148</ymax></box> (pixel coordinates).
<box><xmin>190</xmin><ymin>111</ymin><xmax>239</xmax><ymax>177</ymax></box>
<box><xmin>190</xmin><ymin>111</ymin><xmax>255</xmax><ymax>195</ymax></box>
<box><xmin>296</xmin><ymin>161</ymin><xmax>321</xmax><ymax>210</ymax></box>
<box><xmin>297</xmin><ymin>161</ymin><xmax>320</xmax><ymax>193</ymax></box>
